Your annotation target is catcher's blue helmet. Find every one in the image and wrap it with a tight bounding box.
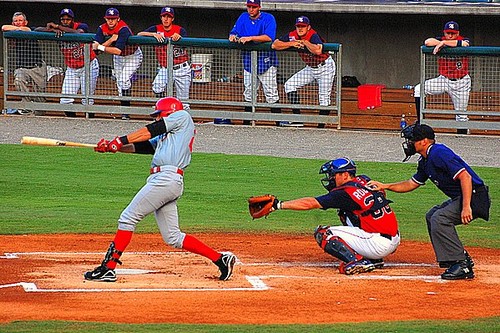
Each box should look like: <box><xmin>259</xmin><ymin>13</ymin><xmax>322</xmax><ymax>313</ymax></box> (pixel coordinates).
<box><xmin>319</xmin><ymin>158</ymin><xmax>356</xmax><ymax>191</ymax></box>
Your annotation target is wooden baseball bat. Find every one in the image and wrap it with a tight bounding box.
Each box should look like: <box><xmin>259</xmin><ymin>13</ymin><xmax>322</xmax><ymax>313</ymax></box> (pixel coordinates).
<box><xmin>21</xmin><ymin>136</ymin><xmax>96</xmax><ymax>148</ymax></box>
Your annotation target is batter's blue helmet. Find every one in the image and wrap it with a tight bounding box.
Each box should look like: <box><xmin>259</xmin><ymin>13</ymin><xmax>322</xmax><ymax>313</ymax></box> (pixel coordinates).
<box><xmin>319</xmin><ymin>158</ymin><xmax>356</xmax><ymax>191</ymax></box>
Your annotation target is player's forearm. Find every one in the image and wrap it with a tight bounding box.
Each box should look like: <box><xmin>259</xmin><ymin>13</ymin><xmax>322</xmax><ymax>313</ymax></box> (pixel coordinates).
<box><xmin>281</xmin><ymin>197</ymin><xmax>322</xmax><ymax>210</ymax></box>
<box><xmin>386</xmin><ymin>180</ymin><xmax>419</xmax><ymax>193</ymax></box>
<box><xmin>123</xmin><ymin>127</ymin><xmax>152</xmax><ymax>144</ymax></box>
<box><xmin>303</xmin><ymin>41</ymin><xmax>322</xmax><ymax>55</ymax></box>
<box><xmin>271</xmin><ymin>40</ymin><xmax>290</xmax><ymax>50</ymax></box>
<box><xmin>251</xmin><ymin>35</ymin><xmax>272</xmax><ymax>43</ymax></box>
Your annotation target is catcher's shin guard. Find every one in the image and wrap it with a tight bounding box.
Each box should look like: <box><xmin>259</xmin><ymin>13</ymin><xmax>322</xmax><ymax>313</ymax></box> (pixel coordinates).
<box><xmin>314</xmin><ymin>226</ymin><xmax>359</xmax><ymax>263</ymax></box>
<box><xmin>102</xmin><ymin>241</ymin><xmax>123</xmax><ymax>268</ymax></box>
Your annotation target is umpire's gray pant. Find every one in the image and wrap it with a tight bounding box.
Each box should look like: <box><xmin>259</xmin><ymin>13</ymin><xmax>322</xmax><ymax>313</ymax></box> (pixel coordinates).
<box><xmin>425</xmin><ymin>197</ymin><xmax>466</xmax><ymax>263</ymax></box>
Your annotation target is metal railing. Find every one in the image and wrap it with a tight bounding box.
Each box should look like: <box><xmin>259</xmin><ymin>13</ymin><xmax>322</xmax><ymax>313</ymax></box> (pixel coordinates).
<box><xmin>3</xmin><ymin>31</ymin><xmax>342</xmax><ymax>127</ymax></box>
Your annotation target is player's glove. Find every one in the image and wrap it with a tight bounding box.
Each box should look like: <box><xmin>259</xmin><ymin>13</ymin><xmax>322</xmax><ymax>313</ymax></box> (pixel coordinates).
<box><xmin>108</xmin><ymin>136</ymin><xmax>124</xmax><ymax>153</ymax></box>
<box><xmin>94</xmin><ymin>138</ymin><xmax>109</xmax><ymax>153</ymax></box>
<box><xmin>248</xmin><ymin>194</ymin><xmax>282</xmax><ymax>219</ymax></box>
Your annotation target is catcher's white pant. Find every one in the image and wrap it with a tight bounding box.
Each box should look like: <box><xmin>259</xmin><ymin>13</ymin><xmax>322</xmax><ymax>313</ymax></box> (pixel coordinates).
<box><xmin>414</xmin><ymin>74</ymin><xmax>471</xmax><ymax>121</ymax></box>
<box><xmin>113</xmin><ymin>48</ymin><xmax>143</xmax><ymax>93</ymax></box>
<box><xmin>152</xmin><ymin>63</ymin><xmax>192</xmax><ymax>108</ymax></box>
<box><xmin>243</xmin><ymin>66</ymin><xmax>279</xmax><ymax>104</ymax></box>
<box><xmin>117</xmin><ymin>170</ymin><xmax>186</xmax><ymax>249</ymax></box>
<box><xmin>60</xmin><ymin>58</ymin><xmax>99</xmax><ymax>105</ymax></box>
<box><xmin>284</xmin><ymin>56</ymin><xmax>336</xmax><ymax>106</ymax></box>
<box><xmin>326</xmin><ymin>225</ymin><xmax>400</xmax><ymax>260</ymax></box>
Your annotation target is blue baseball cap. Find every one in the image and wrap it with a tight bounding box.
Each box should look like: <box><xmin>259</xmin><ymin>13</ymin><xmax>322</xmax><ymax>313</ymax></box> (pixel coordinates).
<box><xmin>246</xmin><ymin>0</ymin><xmax>261</xmax><ymax>7</ymax></box>
<box><xmin>444</xmin><ymin>21</ymin><xmax>459</xmax><ymax>32</ymax></box>
<box><xmin>160</xmin><ymin>6</ymin><xmax>175</xmax><ymax>17</ymax></box>
<box><xmin>104</xmin><ymin>8</ymin><xmax>120</xmax><ymax>19</ymax></box>
<box><xmin>295</xmin><ymin>16</ymin><xmax>310</xmax><ymax>26</ymax></box>
<box><xmin>60</xmin><ymin>8</ymin><xmax>74</xmax><ymax>18</ymax></box>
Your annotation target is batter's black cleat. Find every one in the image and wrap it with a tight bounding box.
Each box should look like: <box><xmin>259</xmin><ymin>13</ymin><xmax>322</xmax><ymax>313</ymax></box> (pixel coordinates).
<box><xmin>214</xmin><ymin>252</ymin><xmax>236</xmax><ymax>281</ymax></box>
<box><xmin>441</xmin><ymin>260</ymin><xmax>474</xmax><ymax>280</ymax></box>
<box><xmin>439</xmin><ymin>250</ymin><xmax>475</xmax><ymax>269</ymax></box>
<box><xmin>342</xmin><ymin>258</ymin><xmax>375</xmax><ymax>275</ymax></box>
<box><xmin>84</xmin><ymin>265</ymin><xmax>117</xmax><ymax>282</ymax></box>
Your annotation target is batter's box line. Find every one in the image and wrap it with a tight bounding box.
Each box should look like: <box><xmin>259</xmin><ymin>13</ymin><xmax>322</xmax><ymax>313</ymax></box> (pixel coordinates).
<box><xmin>0</xmin><ymin>276</ymin><xmax>270</xmax><ymax>293</ymax></box>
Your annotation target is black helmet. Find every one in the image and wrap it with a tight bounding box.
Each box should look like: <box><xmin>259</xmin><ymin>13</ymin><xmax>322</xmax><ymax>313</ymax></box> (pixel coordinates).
<box><xmin>319</xmin><ymin>157</ymin><xmax>356</xmax><ymax>191</ymax></box>
<box><xmin>401</xmin><ymin>124</ymin><xmax>435</xmax><ymax>162</ymax></box>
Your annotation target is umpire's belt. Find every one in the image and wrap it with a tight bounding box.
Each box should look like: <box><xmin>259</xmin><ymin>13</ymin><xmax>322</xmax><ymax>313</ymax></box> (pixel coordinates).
<box><xmin>150</xmin><ymin>165</ymin><xmax>184</xmax><ymax>176</ymax></box>
<box><xmin>173</xmin><ymin>61</ymin><xmax>189</xmax><ymax>70</ymax></box>
<box><xmin>380</xmin><ymin>230</ymin><xmax>399</xmax><ymax>240</ymax></box>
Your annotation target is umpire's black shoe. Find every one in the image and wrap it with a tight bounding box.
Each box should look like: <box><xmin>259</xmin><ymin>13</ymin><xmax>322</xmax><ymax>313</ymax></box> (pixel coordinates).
<box><xmin>439</xmin><ymin>250</ymin><xmax>475</xmax><ymax>268</ymax></box>
<box><xmin>84</xmin><ymin>265</ymin><xmax>117</xmax><ymax>282</ymax></box>
<box><xmin>214</xmin><ymin>252</ymin><xmax>236</xmax><ymax>281</ymax></box>
<box><xmin>441</xmin><ymin>260</ymin><xmax>474</xmax><ymax>280</ymax></box>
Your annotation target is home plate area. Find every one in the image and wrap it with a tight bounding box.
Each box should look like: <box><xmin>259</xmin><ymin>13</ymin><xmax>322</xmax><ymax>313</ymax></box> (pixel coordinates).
<box><xmin>1</xmin><ymin>251</ymin><xmax>452</xmax><ymax>293</ymax></box>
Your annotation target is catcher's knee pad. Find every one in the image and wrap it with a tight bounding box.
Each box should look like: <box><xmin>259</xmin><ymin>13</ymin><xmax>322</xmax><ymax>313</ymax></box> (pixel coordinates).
<box><xmin>314</xmin><ymin>225</ymin><xmax>332</xmax><ymax>248</ymax></box>
<box><xmin>322</xmin><ymin>236</ymin><xmax>359</xmax><ymax>263</ymax></box>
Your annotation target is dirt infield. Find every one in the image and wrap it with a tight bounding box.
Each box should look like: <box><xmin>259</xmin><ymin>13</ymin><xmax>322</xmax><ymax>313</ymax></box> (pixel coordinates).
<box><xmin>1</xmin><ymin>233</ymin><xmax>499</xmax><ymax>324</ymax></box>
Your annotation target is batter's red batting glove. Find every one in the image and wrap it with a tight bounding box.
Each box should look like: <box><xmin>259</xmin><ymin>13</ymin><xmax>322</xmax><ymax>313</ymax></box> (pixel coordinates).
<box><xmin>94</xmin><ymin>138</ymin><xmax>109</xmax><ymax>153</ymax></box>
<box><xmin>108</xmin><ymin>136</ymin><xmax>124</xmax><ymax>153</ymax></box>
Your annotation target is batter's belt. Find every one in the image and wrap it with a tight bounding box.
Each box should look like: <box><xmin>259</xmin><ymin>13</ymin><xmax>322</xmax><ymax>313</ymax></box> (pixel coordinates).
<box><xmin>150</xmin><ymin>165</ymin><xmax>184</xmax><ymax>176</ymax></box>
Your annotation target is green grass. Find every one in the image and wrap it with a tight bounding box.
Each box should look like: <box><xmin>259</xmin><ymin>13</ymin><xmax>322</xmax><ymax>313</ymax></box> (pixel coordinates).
<box><xmin>0</xmin><ymin>144</ymin><xmax>498</xmax><ymax>247</ymax></box>
<box><xmin>0</xmin><ymin>318</ymin><xmax>499</xmax><ymax>333</ymax></box>
<box><xmin>0</xmin><ymin>144</ymin><xmax>499</xmax><ymax>332</ymax></box>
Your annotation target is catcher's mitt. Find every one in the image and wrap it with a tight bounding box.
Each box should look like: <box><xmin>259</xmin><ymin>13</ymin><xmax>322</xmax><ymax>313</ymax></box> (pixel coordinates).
<box><xmin>248</xmin><ymin>194</ymin><xmax>280</xmax><ymax>219</ymax></box>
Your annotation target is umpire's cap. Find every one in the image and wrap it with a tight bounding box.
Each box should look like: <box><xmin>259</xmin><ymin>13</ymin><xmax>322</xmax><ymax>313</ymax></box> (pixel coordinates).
<box><xmin>401</xmin><ymin>124</ymin><xmax>435</xmax><ymax>141</ymax></box>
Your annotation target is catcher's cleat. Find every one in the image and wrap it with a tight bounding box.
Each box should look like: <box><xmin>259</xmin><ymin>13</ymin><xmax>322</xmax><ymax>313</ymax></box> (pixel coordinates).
<box><xmin>84</xmin><ymin>265</ymin><xmax>117</xmax><ymax>282</ymax></box>
<box><xmin>368</xmin><ymin>258</ymin><xmax>385</xmax><ymax>269</ymax></box>
<box><xmin>342</xmin><ymin>258</ymin><xmax>375</xmax><ymax>275</ymax></box>
<box><xmin>214</xmin><ymin>252</ymin><xmax>236</xmax><ymax>281</ymax></box>
<box><xmin>441</xmin><ymin>260</ymin><xmax>474</xmax><ymax>280</ymax></box>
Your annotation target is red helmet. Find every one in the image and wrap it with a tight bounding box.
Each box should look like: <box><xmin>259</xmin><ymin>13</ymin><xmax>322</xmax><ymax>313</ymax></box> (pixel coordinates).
<box><xmin>151</xmin><ymin>97</ymin><xmax>183</xmax><ymax>118</ymax></box>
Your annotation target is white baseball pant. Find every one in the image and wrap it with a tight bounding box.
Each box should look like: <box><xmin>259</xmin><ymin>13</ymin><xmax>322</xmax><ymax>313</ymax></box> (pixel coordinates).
<box><xmin>152</xmin><ymin>62</ymin><xmax>192</xmax><ymax>106</ymax></box>
<box><xmin>113</xmin><ymin>48</ymin><xmax>143</xmax><ymax>93</ymax></box>
<box><xmin>285</xmin><ymin>56</ymin><xmax>336</xmax><ymax>106</ymax></box>
<box><xmin>60</xmin><ymin>58</ymin><xmax>99</xmax><ymax>105</ymax></box>
<box><xmin>325</xmin><ymin>225</ymin><xmax>400</xmax><ymax>260</ymax></box>
<box><xmin>243</xmin><ymin>66</ymin><xmax>279</xmax><ymax>104</ymax></box>
<box><xmin>117</xmin><ymin>171</ymin><xmax>186</xmax><ymax>249</ymax></box>
<box><xmin>414</xmin><ymin>74</ymin><xmax>471</xmax><ymax>121</ymax></box>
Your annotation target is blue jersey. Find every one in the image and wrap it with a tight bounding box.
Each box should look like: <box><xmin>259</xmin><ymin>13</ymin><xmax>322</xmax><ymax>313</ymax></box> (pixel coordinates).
<box><xmin>230</xmin><ymin>11</ymin><xmax>278</xmax><ymax>74</ymax></box>
<box><xmin>412</xmin><ymin>143</ymin><xmax>484</xmax><ymax>199</ymax></box>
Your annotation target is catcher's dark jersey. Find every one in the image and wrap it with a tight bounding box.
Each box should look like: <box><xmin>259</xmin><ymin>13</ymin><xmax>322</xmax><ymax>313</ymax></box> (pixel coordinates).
<box><xmin>315</xmin><ymin>176</ymin><xmax>398</xmax><ymax>236</ymax></box>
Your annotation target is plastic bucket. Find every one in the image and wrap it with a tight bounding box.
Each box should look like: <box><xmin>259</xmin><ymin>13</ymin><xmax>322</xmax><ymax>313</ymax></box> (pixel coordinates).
<box><xmin>191</xmin><ymin>54</ymin><xmax>212</xmax><ymax>83</ymax></box>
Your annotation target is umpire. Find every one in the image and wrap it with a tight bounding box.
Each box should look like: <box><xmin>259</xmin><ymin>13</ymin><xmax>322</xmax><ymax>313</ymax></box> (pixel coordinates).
<box><xmin>368</xmin><ymin>124</ymin><xmax>491</xmax><ymax>280</ymax></box>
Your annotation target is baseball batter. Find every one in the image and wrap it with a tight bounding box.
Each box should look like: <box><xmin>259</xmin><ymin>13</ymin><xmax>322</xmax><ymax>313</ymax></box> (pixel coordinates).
<box><xmin>272</xmin><ymin>16</ymin><xmax>336</xmax><ymax>127</ymax></box>
<box><xmin>229</xmin><ymin>0</ymin><xmax>281</xmax><ymax>125</ymax></box>
<box><xmin>36</xmin><ymin>8</ymin><xmax>99</xmax><ymax>117</ymax></box>
<box><xmin>138</xmin><ymin>6</ymin><xmax>191</xmax><ymax>109</ymax></box>
<box><xmin>250</xmin><ymin>158</ymin><xmax>400</xmax><ymax>275</ymax></box>
<box><xmin>84</xmin><ymin>97</ymin><xmax>236</xmax><ymax>282</ymax></box>
<box><xmin>414</xmin><ymin>21</ymin><xmax>471</xmax><ymax>130</ymax></box>
<box><xmin>93</xmin><ymin>8</ymin><xmax>143</xmax><ymax>119</ymax></box>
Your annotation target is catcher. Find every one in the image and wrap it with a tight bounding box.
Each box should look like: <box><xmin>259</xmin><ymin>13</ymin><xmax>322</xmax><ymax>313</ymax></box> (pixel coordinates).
<box><xmin>248</xmin><ymin>157</ymin><xmax>400</xmax><ymax>275</ymax></box>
